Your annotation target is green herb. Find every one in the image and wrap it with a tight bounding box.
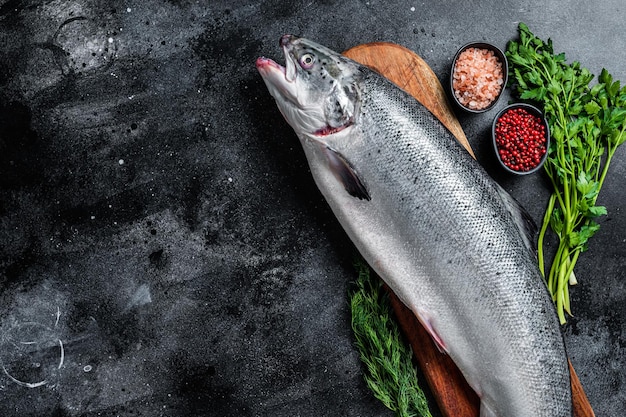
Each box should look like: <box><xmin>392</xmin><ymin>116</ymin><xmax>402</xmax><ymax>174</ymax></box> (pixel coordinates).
<box><xmin>350</xmin><ymin>259</ymin><xmax>432</xmax><ymax>417</ymax></box>
<box><xmin>507</xmin><ymin>23</ymin><xmax>626</xmax><ymax>323</ymax></box>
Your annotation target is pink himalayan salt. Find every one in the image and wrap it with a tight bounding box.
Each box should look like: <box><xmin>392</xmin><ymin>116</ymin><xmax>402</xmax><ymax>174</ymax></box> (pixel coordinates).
<box><xmin>453</xmin><ymin>47</ymin><xmax>504</xmax><ymax>110</ymax></box>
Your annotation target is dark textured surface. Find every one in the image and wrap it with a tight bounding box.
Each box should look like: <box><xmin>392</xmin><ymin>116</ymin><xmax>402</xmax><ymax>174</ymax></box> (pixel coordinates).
<box><xmin>0</xmin><ymin>1</ymin><xmax>624</xmax><ymax>416</ymax></box>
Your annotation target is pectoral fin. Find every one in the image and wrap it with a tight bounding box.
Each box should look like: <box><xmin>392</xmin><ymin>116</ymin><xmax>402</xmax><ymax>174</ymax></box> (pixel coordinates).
<box><xmin>323</xmin><ymin>146</ymin><xmax>370</xmax><ymax>201</ymax></box>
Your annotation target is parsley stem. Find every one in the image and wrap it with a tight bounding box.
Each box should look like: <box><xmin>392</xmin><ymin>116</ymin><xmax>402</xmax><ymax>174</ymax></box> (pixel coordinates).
<box><xmin>596</xmin><ymin>125</ymin><xmax>625</xmax><ymax>200</ymax></box>
<box><xmin>538</xmin><ymin>193</ymin><xmax>557</xmax><ymax>277</ymax></box>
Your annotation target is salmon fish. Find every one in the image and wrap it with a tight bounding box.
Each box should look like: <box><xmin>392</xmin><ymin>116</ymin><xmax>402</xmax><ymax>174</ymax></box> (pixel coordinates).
<box><xmin>256</xmin><ymin>35</ymin><xmax>572</xmax><ymax>417</ymax></box>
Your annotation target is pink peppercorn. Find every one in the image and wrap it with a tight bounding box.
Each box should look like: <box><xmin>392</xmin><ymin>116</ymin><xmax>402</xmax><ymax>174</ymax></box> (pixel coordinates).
<box><xmin>494</xmin><ymin>107</ymin><xmax>547</xmax><ymax>172</ymax></box>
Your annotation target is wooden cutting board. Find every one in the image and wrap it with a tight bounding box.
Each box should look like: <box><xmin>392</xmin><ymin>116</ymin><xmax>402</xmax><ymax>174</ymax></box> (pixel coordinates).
<box><xmin>343</xmin><ymin>42</ymin><xmax>594</xmax><ymax>417</ymax></box>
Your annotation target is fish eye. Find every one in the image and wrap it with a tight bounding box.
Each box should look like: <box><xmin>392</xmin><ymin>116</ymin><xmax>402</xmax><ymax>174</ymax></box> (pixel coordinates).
<box><xmin>299</xmin><ymin>53</ymin><xmax>316</xmax><ymax>69</ymax></box>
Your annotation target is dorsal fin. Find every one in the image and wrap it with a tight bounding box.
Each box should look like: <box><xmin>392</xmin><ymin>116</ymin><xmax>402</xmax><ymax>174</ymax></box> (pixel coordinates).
<box><xmin>495</xmin><ymin>184</ymin><xmax>538</xmax><ymax>257</ymax></box>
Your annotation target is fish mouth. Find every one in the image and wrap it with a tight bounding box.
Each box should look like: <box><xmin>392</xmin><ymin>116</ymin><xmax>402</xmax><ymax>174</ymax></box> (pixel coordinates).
<box><xmin>255</xmin><ymin>56</ymin><xmax>286</xmax><ymax>79</ymax></box>
<box><xmin>256</xmin><ymin>35</ymin><xmax>299</xmax><ymax>102</ymax></box>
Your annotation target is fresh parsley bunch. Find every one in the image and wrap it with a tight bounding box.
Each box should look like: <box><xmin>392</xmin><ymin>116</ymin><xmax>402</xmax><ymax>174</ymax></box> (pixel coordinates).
<box><xmin>507</xmin><ymin>23</ymin><xmax>626</xmax><ymax>323</ymax></box>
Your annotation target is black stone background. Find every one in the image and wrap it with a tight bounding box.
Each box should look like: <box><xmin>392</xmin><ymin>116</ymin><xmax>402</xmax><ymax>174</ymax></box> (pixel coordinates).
<box><xmin>0</xmin><ymin>1</ymin><xmax>624</xmax><ymax>416</ymax></box>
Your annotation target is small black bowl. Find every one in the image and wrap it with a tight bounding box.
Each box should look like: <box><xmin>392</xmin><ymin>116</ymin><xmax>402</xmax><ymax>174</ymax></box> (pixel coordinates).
<box><xmin>450</xmin><ymin>42</ymin><xmax>508</xmax><ymax>114</ymax></box>
<box><xmin>492</xmin><ymin>103</ymin><xmax>550</xmax><ymax>175</ymax></box>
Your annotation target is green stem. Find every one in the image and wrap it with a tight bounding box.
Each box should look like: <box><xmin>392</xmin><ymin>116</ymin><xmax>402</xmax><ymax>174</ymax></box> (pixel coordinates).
<box><xmin>538</xmin><ymin>193</ymin><xmax>557</xmax><ymax>277</ymax></box>
<box><xmin>565</xmin><ymin>249</ymin><xmax>581</xmax><ymax>288</ymax></box>
<box><xmin>595</xmin><ymin>143</ymin><xmax>618</xmax><ymax>204</ymax></box>
<box><xmin>555</xmin><ymin>244</ymin><xmax>571</xmax><ymax>324</ymax></box>
<box><xmin>547</xmin><ymin>240</ymin><xmax>565</xmax><ymax>296</ymax></box>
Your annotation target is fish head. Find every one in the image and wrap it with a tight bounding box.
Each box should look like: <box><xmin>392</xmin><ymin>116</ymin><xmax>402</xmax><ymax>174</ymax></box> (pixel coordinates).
<box><xmin>256</xmin><ymin>35</ymin><xmax>362</xmax><ymax>139</ymax></box>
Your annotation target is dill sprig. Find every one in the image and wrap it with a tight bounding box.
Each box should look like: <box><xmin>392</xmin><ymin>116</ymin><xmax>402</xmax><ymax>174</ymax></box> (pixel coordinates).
<box><xmin>350</xmin><ymin>259</ymin><xmax>432</xmax><ymax>417</ymax></box>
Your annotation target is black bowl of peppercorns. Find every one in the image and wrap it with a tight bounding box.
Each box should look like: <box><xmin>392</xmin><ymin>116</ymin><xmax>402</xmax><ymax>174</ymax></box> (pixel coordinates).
<box><xmin>492</xmin><ymin>103</ymin><xmax>550</xmax><ymax>175</ymax></box>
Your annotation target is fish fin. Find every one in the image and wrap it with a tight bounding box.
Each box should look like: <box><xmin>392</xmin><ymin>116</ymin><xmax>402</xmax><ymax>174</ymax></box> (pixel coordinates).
<box><xmin>323</xmin><ymin>146</ymin><xmax>371</xmax><ymax>201</ymax></box>
<box><xmin>495</xmin><ymin>184</ymin><xmax>538</xmax><ymax>257</ymax></box>
<box><xmin>415</xmin><ymin>309</ymin><xmax>447</xmax><ymax>354</ymax></box>
<box><xmin>479</xmin><ymin>401</ymin><xmax>498</xmax><ymax>417</ymax></box>
<box><xmin>425</xmin><ymin>321</ymin><xmax>447</xmax><ymax>354</ymax></box>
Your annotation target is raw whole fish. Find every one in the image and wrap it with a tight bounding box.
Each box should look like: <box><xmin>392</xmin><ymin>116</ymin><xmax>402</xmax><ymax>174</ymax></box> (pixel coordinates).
<box><xmin>256</xmin><ymin>35</ymin><xmax>572</xmax><ymax>417</ymax></box>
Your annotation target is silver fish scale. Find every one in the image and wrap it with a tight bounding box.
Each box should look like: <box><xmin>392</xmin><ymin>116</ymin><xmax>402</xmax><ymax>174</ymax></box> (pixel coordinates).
<box><xmin>335</xmin><ymin>69</ymin><xmax>572</xmax><ymax>416</ymax></box>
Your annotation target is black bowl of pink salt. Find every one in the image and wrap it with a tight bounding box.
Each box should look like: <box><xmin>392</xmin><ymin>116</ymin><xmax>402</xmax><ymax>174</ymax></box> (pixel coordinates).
<box><xmin>450</xmin><ymin>42</ymin><xmax>508</xmax><ymax>113</ymax></box>
<box><xmin>492</xmin><ymin>103</ymin><xmax>550</xmax><ymax>175</ymax></box>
